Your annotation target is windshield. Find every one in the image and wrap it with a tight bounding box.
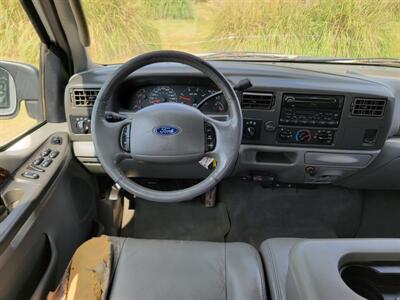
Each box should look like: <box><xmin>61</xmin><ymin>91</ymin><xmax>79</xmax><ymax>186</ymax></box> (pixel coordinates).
<box><xmin>82</xmin><ymin>0</ymin><xmax>400</xmax><ymax>64</ymax></box>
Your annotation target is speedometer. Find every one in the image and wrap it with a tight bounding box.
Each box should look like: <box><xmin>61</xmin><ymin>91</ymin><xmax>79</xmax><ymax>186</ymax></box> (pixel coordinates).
<box><xmin>148</xmin><ymin>86</ymin><xmax>178</xmax><ymax>104</ymax></box>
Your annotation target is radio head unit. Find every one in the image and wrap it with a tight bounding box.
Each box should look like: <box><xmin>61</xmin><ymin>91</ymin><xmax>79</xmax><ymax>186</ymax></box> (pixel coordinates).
<box><xmin>280</xmin><ymin>94</ymin><xmax>344</xmax><ymax>127</ymax></box>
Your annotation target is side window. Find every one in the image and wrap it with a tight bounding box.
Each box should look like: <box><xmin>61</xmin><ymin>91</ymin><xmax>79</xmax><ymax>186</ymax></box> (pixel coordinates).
<box><xmin>0</xmin><ymin>2</ymin><xmax>43</xmax><ymax>148</ymax></box>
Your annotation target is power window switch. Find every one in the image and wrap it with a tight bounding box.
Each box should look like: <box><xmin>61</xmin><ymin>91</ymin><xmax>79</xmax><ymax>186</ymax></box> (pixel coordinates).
<box><xmin>32</xmin><ymin>157</ymin><xmax>44</xmax><ymax>166</ymax></box>
<box><xmin>49</xmin><ymin>150</ymin><xmax>59</xmax><ymax>158</ymax></box>
<box><xmin>28</xmin><ymin>165</ymin><xmax>45</xmax><ymax>172</ymax></box>
<box><xmin>22</xmin><ymin>171</ymin><xmax>39</xmax><ymax>179</ymax></box>
<box><xmin>41</xmin><ymin>148</ymin><xmax>51</xmax><ymax>157</ymax></box>
<box><xmin>41</xmin><ymin>159</ymin><xmax>53</xmax><ymax>168</ymax></box>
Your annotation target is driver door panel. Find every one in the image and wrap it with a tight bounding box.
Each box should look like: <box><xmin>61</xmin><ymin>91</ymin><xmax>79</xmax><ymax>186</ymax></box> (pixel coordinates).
<box><xmin>0</xmin><ymin>132</ymin><xmax>97</xmax><ymax>300</ymax></box>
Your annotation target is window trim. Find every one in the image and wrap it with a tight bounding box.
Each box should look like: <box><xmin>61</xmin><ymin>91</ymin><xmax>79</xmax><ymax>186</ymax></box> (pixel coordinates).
<box><xmin>0</xmin><ymin>121</ymin><xmax>47</xmax><ymax>152</ymax></box>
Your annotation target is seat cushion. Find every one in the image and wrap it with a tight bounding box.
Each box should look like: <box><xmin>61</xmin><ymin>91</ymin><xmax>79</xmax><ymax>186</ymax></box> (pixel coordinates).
<box><xmin>108</xmin><ymin>238</ymin><xmax>266</xmax><ymax>300</ymax></box>
<box><xmin>55</xmin><ymin>236</ymin><xmax>266</xmax><ymax>300</ymax></box>
<box><xmin>259</xmin><ymin>238</ymin><xmax>303</xmax><ymax>300</ymax></box>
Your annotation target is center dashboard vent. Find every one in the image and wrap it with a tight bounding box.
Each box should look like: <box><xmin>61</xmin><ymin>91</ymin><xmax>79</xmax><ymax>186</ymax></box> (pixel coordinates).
<box><xmin>71</xmin><ymin>88</ymin><xmax>100</xmax><ymax>107</ymax></box>
<box><xmin>351</xmin><ymin>98</ymin><xmax>387</xmax><ymax>117</ymax></box>
<box><xmin>241</xmin><ymin>92</ymin><xmax>274</xmax><ymax>110</ymax></box>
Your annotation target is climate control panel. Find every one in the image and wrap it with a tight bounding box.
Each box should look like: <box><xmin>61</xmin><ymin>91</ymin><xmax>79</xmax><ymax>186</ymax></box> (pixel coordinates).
<box><xmin>277</xmin><ymin>127</ymin><xmax>335</xmax><ymax>145</ymax></box>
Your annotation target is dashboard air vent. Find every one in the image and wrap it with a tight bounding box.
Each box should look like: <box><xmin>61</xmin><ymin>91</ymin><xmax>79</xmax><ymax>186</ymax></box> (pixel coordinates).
<box><xmin>71</xmin><ymin>88</ymin><xmax>100</xmax><ymax>107</ymax></box>
<box><xmin>241</xmin><ymin>92</ymin><xmax>274</xmax><ymax>110</ymax></box>
<box><xmin>351</xmin><ymin>98</ymin><xmax>386</xmax><ymax>117</ymax></box>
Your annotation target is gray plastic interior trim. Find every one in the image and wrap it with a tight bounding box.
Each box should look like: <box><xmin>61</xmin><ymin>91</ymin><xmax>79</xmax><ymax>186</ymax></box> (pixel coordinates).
<box><xmin>0</xmin><ymin>133</ymin><xmax>70</xmax><ymax>252</ymax></box>
<box><xmin>304</xmin><ymin>152</ymin><xmax>372</xmax><ymax>167</ymax></box>
<box><xmin>238</xmin><ymin>144</ymin><xmax>379</xmax><ymax>184</ymax></box>
<box><xmin>32</xmin><ymin>0</ymin><xmax>56</xmax><ymax>42</ymax></box>
<box><xmin>284</xmin><ymin>239</ymin><xmax>400</xmax><ymax>300</ymax></box>
<box><xmin>65</xmin><ymin>60</ymin><xmax>400</xmax><ymax>188</ymax></box>
<box><xmin>73</xmin><ymin>141</ymin><xmax>380</xmax><ymax>182</ymax></box>
<box><xmin>0</xmin><ymin>123</ymin><xmax>68</xmax><ymax>173</ymax></box>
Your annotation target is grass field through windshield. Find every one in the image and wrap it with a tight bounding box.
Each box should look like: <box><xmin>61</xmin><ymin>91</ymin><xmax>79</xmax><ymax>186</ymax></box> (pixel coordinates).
<box><xmin>0</xmin><ymin>0</ymin><xmax>400</xmax><ymax>145</ymax></box>
<box><xmin>83</xmin><ymin>0</ymin><xmax>400</xmax><ymax>63</ymax></box>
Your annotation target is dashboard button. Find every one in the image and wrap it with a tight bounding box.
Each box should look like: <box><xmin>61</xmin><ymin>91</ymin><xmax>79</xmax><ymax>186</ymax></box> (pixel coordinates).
<box><xmin>120</xmin><ymin>124</ymin><xmax>131</xmax><ymax>152</ymax></box>
<box><xmin>204</xmin><ymin>122</ymin><xmax>216</xmax><ymax>151</ymax></box>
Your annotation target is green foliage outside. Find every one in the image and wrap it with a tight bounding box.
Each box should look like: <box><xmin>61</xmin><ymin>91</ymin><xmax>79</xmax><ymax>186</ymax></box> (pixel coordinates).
<box><xmin>82</xmin><ymin>0</ymin><xmax>161</xmax><ymax>63</ymax></box>
<box><xmin>143</xmin><ymin>0</ymin><xmax>195</xmax><ymax>19</ymax></box>
<box><xmin>0</xmin><ymin>0</ymin><xmax>40</xmax><ymax>66</ymax></box>
<box><xmin>209</xmin><ymin>0</ymin><xmax>400</xmax><ymax>58</ymax></box>
<box><xmin>0</xmin><ymin>0</ymin><xmax>400</xmax><ymax>66</ymax></box>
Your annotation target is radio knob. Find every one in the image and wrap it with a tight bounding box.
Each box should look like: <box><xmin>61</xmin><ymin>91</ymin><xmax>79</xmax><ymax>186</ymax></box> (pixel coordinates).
<box><xmin>285</xmin><ymin>96</ymin><xmax>296</xmax><ymax>107</ymax></box>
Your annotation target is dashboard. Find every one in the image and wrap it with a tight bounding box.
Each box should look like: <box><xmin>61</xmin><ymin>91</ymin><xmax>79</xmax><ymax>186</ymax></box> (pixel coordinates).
<box><xmin>65</xmin><ymin>60</ymin><xmax>400</xmax><ymax>189</ymax></box>
<box><xmin>124</xmin><ymin>85</ymin><xmax>227</xmax><ymax>113</ymax></box>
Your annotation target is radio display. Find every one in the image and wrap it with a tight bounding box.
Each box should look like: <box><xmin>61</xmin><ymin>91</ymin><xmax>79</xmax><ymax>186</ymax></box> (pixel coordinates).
<box><xmin>283</xmin><ymin>95</ymin><xmax>341</xmax><ymax>110</ymax></box>
<box><xmin>280</xmin><ymin>94</ymin><xmax>344</xmax><ymax>128</ymax></box>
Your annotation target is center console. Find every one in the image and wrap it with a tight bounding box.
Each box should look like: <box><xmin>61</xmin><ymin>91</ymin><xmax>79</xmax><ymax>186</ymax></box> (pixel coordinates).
<box><xmin>260</xmin><ymin>238</ymin><xmax>400</xmax><ymax>300</ymax></box>
<box><xmin>277</xmin><ymin>94</ymin><xmax>344</xmax><ymax>145</ymax></box>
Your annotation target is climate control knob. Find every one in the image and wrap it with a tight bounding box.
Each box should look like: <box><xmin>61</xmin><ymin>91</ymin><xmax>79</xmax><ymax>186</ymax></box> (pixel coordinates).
<box><xmin>295</xmin><ymin>129</ymin><xmax>312</xmax><ymax>143</ymax></box>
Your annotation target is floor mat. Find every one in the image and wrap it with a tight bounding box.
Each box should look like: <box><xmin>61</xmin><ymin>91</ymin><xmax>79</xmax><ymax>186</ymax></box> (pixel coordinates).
<box><xmin>219</xmin><ymin>178</ymin><xmax>363</xmax><ymax>247</ymax></box>
<box><xmin>356</xmin><ymin>190</ymin><xmax>400</xmax><ymax>238</ymax></box>
<box><xmin>122</xmin><ymin>198</ymin><xmax>230</xmax><ymax>242</ymax></box>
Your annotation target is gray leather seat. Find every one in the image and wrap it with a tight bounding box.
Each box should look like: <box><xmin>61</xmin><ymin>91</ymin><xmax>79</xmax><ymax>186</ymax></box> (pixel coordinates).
<box><xmin>259</xmin><ymin>238</ymin><xmax>301</xmax><ymax>300</ymax></box>
<box><xmin>108</xmin><ymin>238</ymin><xmax>266</xmax><ymax>300</ymax></box>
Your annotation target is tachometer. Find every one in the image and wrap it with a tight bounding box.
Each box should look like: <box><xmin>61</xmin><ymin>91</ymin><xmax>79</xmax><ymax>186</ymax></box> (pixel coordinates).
<box><xmin>133</xmin><ymin>88</ymin><xmax>147</xmax><ymax>111</ymax></box>
<box><xmin>148</xmin><ymin>86</ymin><xmax>178</xmax><ymax>104</ymax></box>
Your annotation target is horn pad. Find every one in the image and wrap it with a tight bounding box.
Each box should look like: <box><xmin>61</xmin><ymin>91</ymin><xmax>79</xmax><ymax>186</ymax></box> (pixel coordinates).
<box><xmin>130</xmin><ymin>103</ymin><xmax>205</xmax><ymax>163</ymax></box>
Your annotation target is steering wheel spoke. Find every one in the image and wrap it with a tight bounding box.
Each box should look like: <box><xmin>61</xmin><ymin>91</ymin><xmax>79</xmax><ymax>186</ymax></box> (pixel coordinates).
<box><xmin>98</xmin><ymin>116</ymin><xmax>133</xmax><ymax>163</ymax></box>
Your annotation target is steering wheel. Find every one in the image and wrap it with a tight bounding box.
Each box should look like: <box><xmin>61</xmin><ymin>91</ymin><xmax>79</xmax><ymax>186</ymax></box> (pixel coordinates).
<box><xmin>91</xmin><ymin>51</ymin><xmax>242</xmax><ymax>202</ymax></box>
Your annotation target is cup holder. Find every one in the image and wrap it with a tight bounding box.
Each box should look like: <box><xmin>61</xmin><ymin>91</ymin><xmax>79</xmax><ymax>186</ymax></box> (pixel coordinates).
<box><xmin>341</xmin><ymin>263</ymin><xmax>400</xmax><ymax>300</ymax></box>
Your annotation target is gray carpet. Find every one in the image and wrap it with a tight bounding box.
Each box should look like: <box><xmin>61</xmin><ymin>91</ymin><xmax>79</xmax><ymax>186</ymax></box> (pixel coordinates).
<box><xmin>356</xmin><ymin>190</ymin><xmax>400</xmax><ymax>238</ymax></box>
<box><xmin>123</xmin><ymin>198</ymin><xmax>230</xmax><ymax>242</ymax></box>
<box><xmin>122</xmin><ymin>178</ymin><xmax>400</xmax><ymax>247</ymax></box>
<box><xmin>219</xmin><ymin>178</ymin><xmax>363</xmax><ymax>247</ymax></box>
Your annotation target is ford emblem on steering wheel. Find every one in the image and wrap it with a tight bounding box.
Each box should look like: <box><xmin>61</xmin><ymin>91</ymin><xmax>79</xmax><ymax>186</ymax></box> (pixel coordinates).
<box><xmin>153</xmin><ymin>126</ymin><xmax>181</xmax><ymax>136</ymax></box>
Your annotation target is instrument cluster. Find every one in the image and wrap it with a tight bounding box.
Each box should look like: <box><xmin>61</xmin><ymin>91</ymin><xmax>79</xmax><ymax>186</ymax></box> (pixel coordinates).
<box><xmin>130</xmin><ymin>85</ymin><xmax>228</xmax><ymax>113</ymax></box>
